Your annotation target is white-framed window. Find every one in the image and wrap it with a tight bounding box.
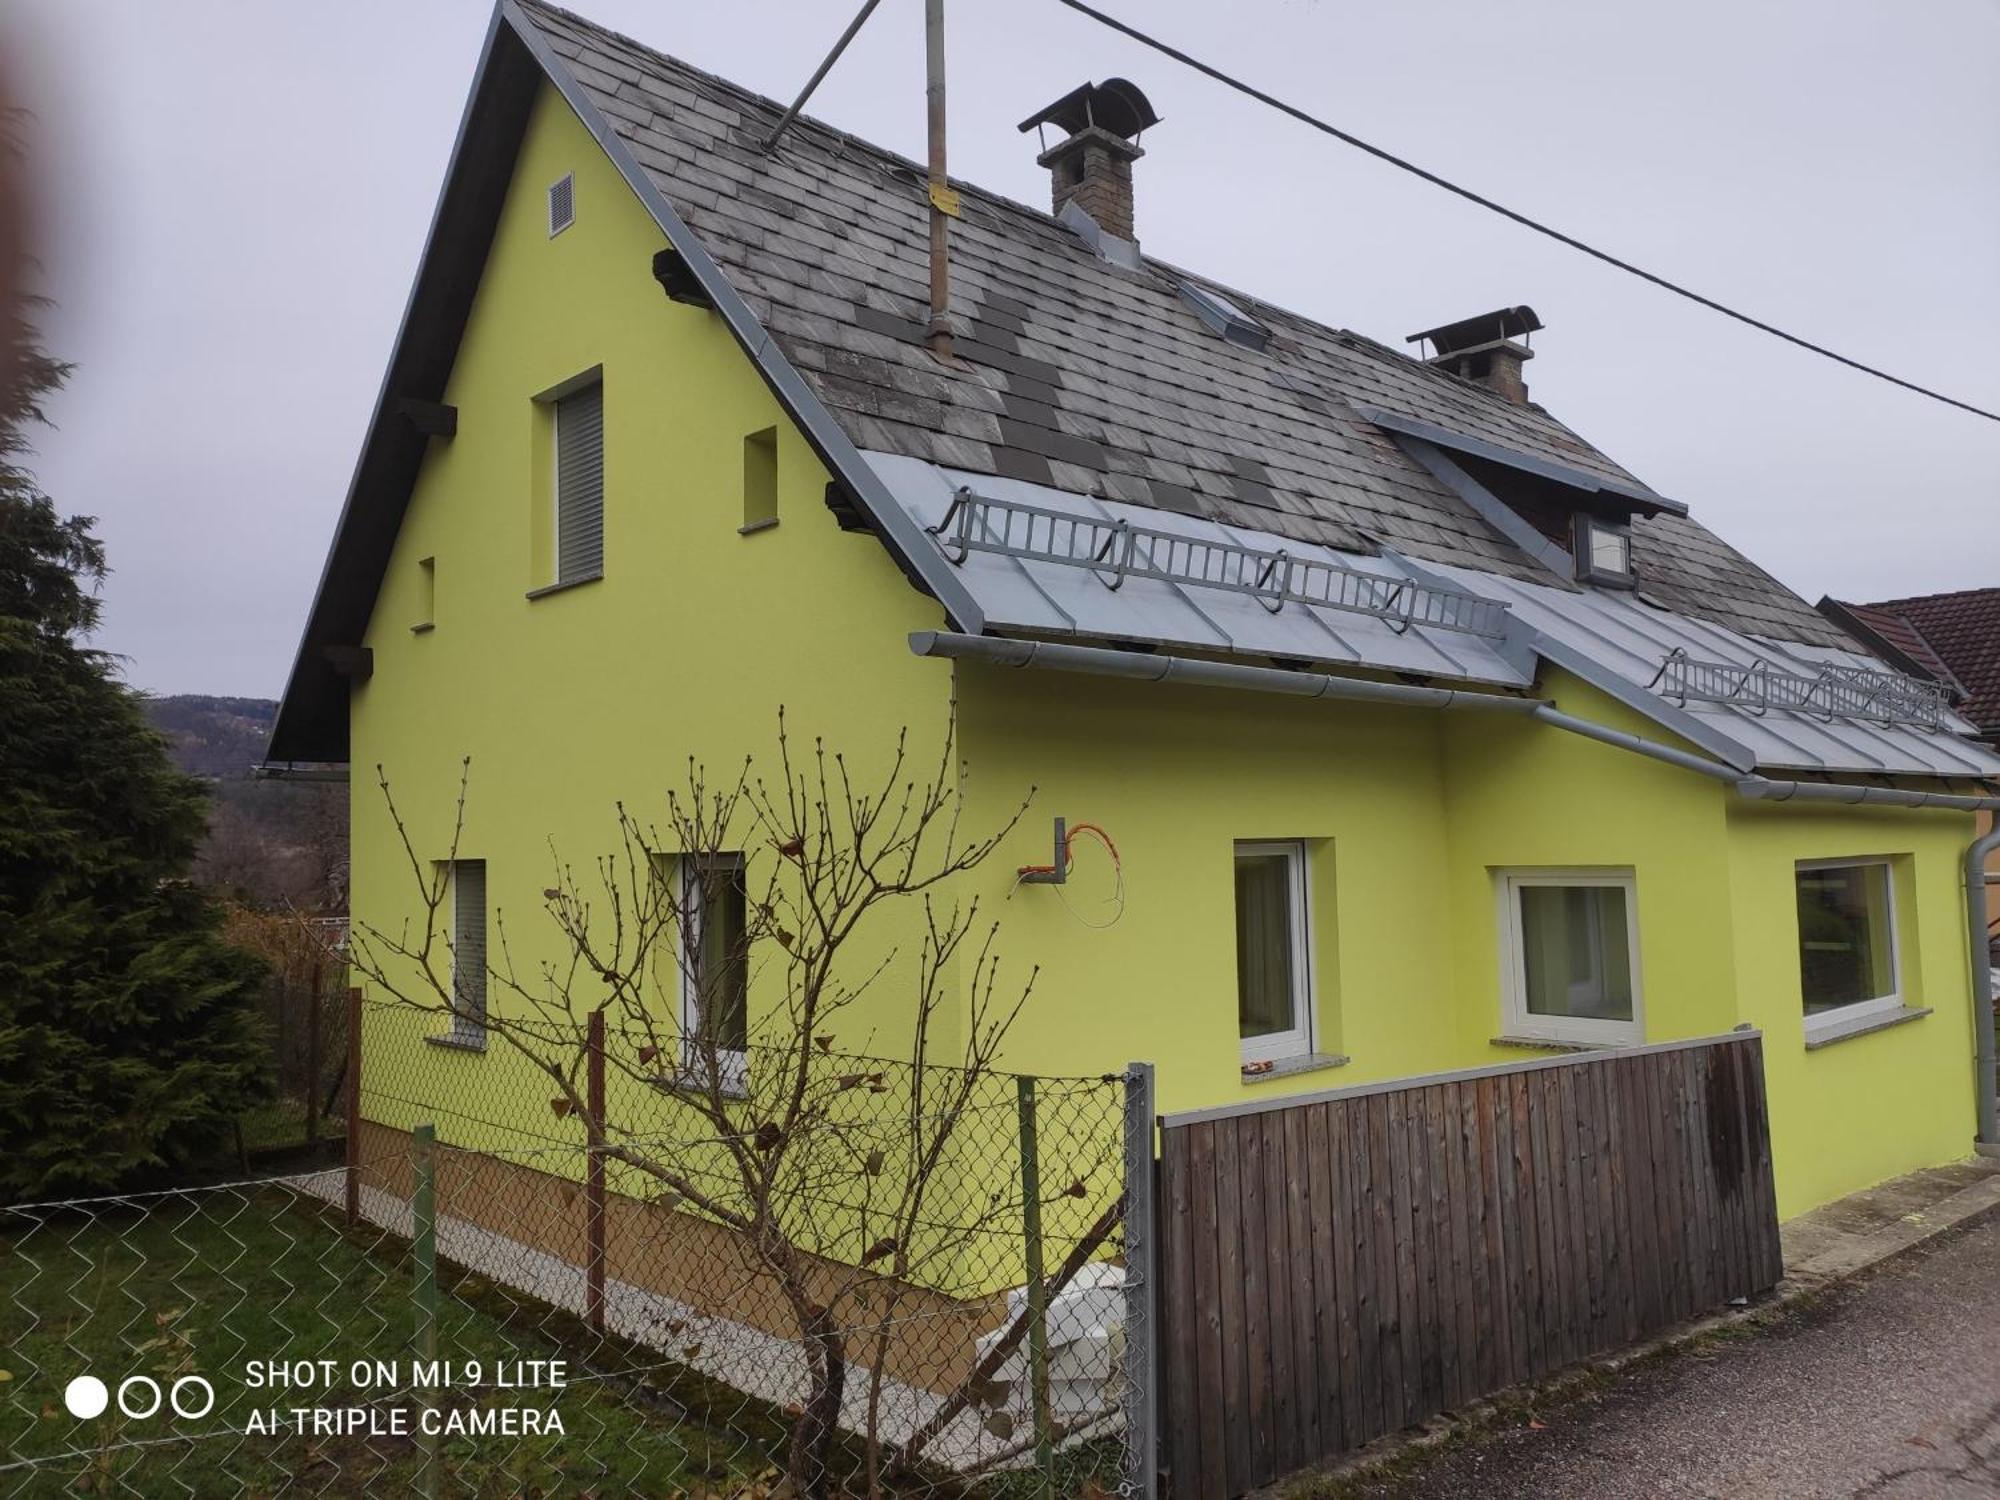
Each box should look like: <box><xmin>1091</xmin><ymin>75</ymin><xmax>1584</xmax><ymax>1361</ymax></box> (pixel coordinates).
<box><xmin>1796</xmin><ymin>858</ymin><xmax>1901</xmax><ymax>1039</ymax></box>
<box><xmin>679</xmin><ymin>853</ymin><xmax>750</xmax><ymax>1092</ymax></box>
<box><xmin>1235</xmin><ymin>841</ymin><xmax>1313</xmax><ymax>1065</ymax></box>
<box><xmin>1497</xmin><ymin>869</ymin><xmax>1642</xmax><ymax>1046</ymax></box>
<box><xmin>446</xmin><ymin>858</ymin><xmax>487</xmax><ymax>1046</ymax></box>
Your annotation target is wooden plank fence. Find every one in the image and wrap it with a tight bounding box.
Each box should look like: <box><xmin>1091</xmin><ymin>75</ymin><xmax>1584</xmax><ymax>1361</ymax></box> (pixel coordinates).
<box><xmin>1156</xmin><ymin>1032</ymin><xmax>1782</xmax><ymax>1498</ymax></box>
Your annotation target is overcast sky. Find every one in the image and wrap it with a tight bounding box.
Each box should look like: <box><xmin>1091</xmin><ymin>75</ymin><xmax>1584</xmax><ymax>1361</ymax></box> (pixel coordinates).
<box><xmin>10</xmin><ymin>0</ymin><xmax>1998</xmax><ymax>697</ymax></box>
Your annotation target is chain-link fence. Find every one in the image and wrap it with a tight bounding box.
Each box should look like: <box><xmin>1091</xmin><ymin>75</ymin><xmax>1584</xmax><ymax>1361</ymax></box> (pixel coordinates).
<box><xmin>1</xmin><ymin>999</ymin><xmax>1156</xmax><ymax>1498</ymax></box>
<box><xmin>224</xmin><ymin>911</ymin><xmax>349</xmax><ymax>1162</ymax></box>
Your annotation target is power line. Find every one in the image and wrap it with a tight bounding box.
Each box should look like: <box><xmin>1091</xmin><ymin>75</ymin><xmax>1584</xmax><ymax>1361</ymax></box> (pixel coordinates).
<box><xmin>1051</xmin><ymin>0</ymin><xmax>2000</xmax><ymax>425</ymax></box>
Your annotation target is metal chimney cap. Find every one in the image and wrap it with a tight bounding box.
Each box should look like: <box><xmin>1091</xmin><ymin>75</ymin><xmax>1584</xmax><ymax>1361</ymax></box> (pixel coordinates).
<box><xmin>1018</xmin><ymin>79</ymin><xmax>1161</xmax><ymax>141</ymax></box>
<box><xmin>1406</xmin><ymin>306</ymin><xmax>1543</xmax><ymax>357</ymax></box>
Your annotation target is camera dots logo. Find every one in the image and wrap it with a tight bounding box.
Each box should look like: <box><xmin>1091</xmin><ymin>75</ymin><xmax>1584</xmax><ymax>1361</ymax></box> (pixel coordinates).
<box><xmin>64</xmin><ymin>1372</ymin><xmax>214</xmax><ymax>1422</ymax></box>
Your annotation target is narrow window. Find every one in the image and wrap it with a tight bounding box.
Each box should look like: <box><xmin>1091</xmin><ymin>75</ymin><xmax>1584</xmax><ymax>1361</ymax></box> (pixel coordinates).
<box><xmin>554</xmin><ymin>381</ymin><xmax>604</xmax><ymax>584</ymax></box>
<box><xmin>1796</xmin><ymin>859</ymin><xmax>1901</xmax><ymax>1039</ymax></box>
<box><xmin>1235</xmin><ymin>841</ymin><xmax>1311</xmax><ymax>1066</ymax></box>
<box><xmin>1498</xmin><ymin>870</ymin><xmax>1641</xmax><ymax>1045</ymax></box>
<box><xmin>448</xmin><ymin>859</ymin><xmax>487</xmax><ymax>1045</ymax></box>
<box><xmin>413</xmin><ymin>556</ymin><xmax>436</xmax><ymax>633</ymax></box>
<box><xmin>741</xmin><ymin>426</ymin><xmax>778</xmax><ymax>533</ymax></box>
<box><xmin>681</xmin><ymin>853</ymin><xmax>750</xmax><ymax>1091</ymax></box>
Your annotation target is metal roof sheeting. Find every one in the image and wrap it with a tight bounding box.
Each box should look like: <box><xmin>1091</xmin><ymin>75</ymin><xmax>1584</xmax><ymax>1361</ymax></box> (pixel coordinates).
<box><xmin>1422</xmin><ymin>563</ymin><xmax>2000</xmax><ymax>780</ymax></box>
<box><xmin>865</xmin><ymin>451</ymin><xmax>1537</xmax><ymax>689</ymax></box>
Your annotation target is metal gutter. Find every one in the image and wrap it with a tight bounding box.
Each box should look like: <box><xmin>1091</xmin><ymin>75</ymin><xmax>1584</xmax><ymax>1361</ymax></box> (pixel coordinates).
<box><xmin>913</xmin><ymin>625</ymin><xmax>2000</xmax><ymax>1152</ymax></box>
<box><xmin>498</xmin><ymin>1</ymin><xmax>986</xmax><ymax>636</ymax></box>
<box><xmin>913</xmin><ymin>631</ymin><xmax>2000</xmax><ymax>812</ymax></box>
<box><xmin>908</xmin><ymin>631</ymin><xmax>1547</xmax><ymax>713</ymax></box>
<box><xmin>1386</xmin><ymin>551</ymin><xmax>1765</xmax><ymax>773</ymax></box>
<box><xmin>1528</xmin><ymin>705</ymin><xmax>1744</xmax><ymax>783</ymax></box>
<box><xmin>1736</xmin><ymin>779</ymin><xmax>2000</xmax><ymax>815</ymax></box>
<box><xmin>252</xmin><ymin>765</ymin><xmax>351</xmax><ymax>784</ymax></box>
<box><xmin>1967</xmin><ymin>823</ymin><xmax>2000</xmax><ymax>1146</ymax></box>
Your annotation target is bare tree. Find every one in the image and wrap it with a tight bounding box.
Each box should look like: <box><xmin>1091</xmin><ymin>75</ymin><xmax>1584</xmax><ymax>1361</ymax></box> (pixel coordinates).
<box><xmin>348</xmin><ymin>710</ymin><xmax>1068</xmax><ymax>1494</ymax></box>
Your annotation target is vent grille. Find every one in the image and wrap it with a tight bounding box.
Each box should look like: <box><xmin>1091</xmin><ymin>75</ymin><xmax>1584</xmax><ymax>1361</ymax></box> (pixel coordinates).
<box><xmin>548</xmin><ymin>173</ymin><xmax>575</xmax><ymax>236</ymax></box>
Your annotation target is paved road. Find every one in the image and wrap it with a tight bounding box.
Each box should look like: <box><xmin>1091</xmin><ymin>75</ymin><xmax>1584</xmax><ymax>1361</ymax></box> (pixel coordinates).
<box><xmin>1347</xmin><ymin>1213</ymin><xmax>2000</xmax><ymax>1500</ymax></box>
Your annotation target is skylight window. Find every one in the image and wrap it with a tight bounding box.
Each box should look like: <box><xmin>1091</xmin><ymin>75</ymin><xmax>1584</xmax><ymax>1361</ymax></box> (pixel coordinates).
<box><xmin>1574</xmin><ymin>515</ymin><xmax>1635</xmax><ymax>588</ymax></box>
<box><xmin>1178</xmin><ymin>281</ymin><xmax>1269</xmax><ymax>351</ymax></box>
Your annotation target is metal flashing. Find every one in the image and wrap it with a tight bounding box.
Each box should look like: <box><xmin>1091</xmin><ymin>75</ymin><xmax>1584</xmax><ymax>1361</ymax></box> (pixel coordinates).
<box><xmin>928</xmin><ymin>486</ymin><xmax>1508</xmax><ymax>638</ymax></box>
<box><xmin>1355</xmin><ymin>403</ymin><xmax>1685</xmax><ymax>517</ymax></box>
<box><xmin>1421</xmin><ymin>558</ymin><xmax>2000</xmax><ymax>780</ymax></box>
<box><xmin>499</xmin><ymin>1</ymin><xmax>985</xmax><ymax>636</ymax></box>
<box><xmin>1177</xmin><ymin>281</ymin><xmax>1269</xmax><ymax>350</ymax></box>
<box><xmin>1055</xmin><ymin>198</ymin><xmax>1142</xmax><ymax>270</ymax></box>
<box><xmin>268</xmin><ymin>3</ymin><xmax>525</xmax><ymax>763</ymax></box>
<box><xmin>869</xmin><ymin>452</ymin><xmax>1535</xmax><ymax>689</ymax></box>
<box><xmin>1396</xmin><ymin>434</ymin><xmax>1575</xmax><ymax>578</ymax></box>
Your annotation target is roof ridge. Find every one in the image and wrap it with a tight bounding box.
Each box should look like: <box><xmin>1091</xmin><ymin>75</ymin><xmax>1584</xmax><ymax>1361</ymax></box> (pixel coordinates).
<box><xmin>515</xmin><ymin>0</ymin><xmax>1639</xmax><ymax>464</ymax></box>
<box><xmin>1864</xmin><ymin>585</ymin><xmax>2000</xmax><ymax>610</ymax></box>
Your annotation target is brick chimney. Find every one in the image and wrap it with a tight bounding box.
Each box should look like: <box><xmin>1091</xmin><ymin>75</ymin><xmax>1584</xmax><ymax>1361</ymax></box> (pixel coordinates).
<box><xmin>1019</xmin><ymin>80</ymin><xmax>1160</xmax><ymax>245</ymax></box>
<box><xmin>1042</xmin><ymin>129</ymin><xmax>1143</xmax><ymax>240</ymax></box>
<box><xmin>1407</xmin><ymin>306</ymin><xmax>1543</xmax><ymax>406</ymax></box>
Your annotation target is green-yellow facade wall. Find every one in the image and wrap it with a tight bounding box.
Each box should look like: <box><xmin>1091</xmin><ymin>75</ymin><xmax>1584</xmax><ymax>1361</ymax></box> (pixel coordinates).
<box><xmin>350</xmin><ymin>84</ymin><xmax>964</xmax><ymax>1125</ymax></box>
<box><xmin>349</xmin><ymin>82</ymin><xmax>1987</xmax><ymax>1223</ymax></box>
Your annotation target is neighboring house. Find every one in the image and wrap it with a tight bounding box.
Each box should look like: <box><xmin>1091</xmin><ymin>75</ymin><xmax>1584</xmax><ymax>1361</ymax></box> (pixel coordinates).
<box><xmin>270</xmin><ymin>0</ymin><xmax>2000</xmax><ymax>1231</ymax></box>
<box><xmin>1822</xmin><ymin>588</ymin><xmax>2000</xmax><ymax>960</ymax></box>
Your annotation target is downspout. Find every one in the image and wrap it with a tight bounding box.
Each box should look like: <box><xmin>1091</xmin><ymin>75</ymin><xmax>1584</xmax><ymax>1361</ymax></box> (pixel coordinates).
<box><xmin>908</xmin><ymin>631</ymin><xmax>1549</xmax><ymax>713</ymax></box>
<box><xmin>1968</xmin><ymin>823</ymin><xmax>2000</xmax><ymax>1147</ymax></box>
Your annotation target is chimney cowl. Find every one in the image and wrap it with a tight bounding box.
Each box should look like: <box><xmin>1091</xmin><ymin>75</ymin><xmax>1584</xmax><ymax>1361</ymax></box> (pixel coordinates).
<box><xmin>1017</xmin><ymin>78</ymin><xmax>1160</xmax><ymax>142</ymax></box>
<box><xmin>1023</xmin><ymin>79</ymin><xmax>1159</xmax><ymax>249</ymax></box>
<box><xmin>1406</xmin><ymin>306</ymin><xmax>1542</xmax><ymax>405</ymax></box>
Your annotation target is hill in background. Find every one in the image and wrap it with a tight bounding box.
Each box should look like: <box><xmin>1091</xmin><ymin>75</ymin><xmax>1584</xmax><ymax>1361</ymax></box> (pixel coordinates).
<box><xmin>143</xmin><ymin>695</ymin><xmax>346</xmax><ymax>912</ymax></box>
<box><xmin>145</xmin><ymin>694</ymin><xmax>281</xmax><ymax>779</ymax></box>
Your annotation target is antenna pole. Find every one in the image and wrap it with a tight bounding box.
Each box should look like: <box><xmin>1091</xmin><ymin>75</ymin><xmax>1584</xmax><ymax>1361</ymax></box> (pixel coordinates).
<box><xmin>761</xmin><ymin>0</ymin><xmax>886</xmax><ymax>152</ymax></box>
<box><xmin>924</xmin><ymin>0</ymin><xmax>953</xmax><ymax>358</ymax></box>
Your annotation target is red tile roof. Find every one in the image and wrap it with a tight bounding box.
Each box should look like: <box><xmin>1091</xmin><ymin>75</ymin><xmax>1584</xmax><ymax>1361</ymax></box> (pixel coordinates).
<box><xmin>1844</xmin><ymin>588</ymin><xmax>2000</xmax><ymax>738</ymax></box>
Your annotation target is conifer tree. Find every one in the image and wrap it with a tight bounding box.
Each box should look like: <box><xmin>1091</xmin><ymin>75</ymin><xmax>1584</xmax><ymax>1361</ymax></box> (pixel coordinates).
<box><xmin>0</xmin><ymin>323</ymin><xmax>267</xmax><ymax>1200</ymax></box>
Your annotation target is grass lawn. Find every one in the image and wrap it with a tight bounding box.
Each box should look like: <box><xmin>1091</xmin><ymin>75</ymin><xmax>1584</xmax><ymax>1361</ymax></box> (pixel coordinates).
<box><xmin>0</xmin><ymin>1182</ymin><xmax>765</xmax><ymax>1497</ymax></box>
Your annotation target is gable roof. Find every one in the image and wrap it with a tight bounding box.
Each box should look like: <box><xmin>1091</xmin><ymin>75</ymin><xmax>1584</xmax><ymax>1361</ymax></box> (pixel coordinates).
<box><xmin>270</xmin><ymin>0</ymin><xmax>1866</xmax><ymax>763</ymax></box>
<box><xmin>1831</xmin><ymin>588</ymin><xmax>2000</xmax><ymax>739</ymax></box>
<box><xmin>519</xmin><ymin>1</ymin><xmax>1848</xmax><ymax>635</ymax></box>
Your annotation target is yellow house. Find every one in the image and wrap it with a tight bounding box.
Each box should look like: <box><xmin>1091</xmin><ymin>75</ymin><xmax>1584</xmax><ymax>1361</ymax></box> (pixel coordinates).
<box><xmin>270</xmin><ymin>0</ymin><xmax>2000</xmax><ymax>1228</ymax></box>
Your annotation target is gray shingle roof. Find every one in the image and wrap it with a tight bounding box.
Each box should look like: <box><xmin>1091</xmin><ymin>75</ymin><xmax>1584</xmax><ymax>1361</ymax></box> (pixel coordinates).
<box><xmin>520</xmin><ymin>0</ymin><xmax>1851</xmax><ymax>651</ymax></box>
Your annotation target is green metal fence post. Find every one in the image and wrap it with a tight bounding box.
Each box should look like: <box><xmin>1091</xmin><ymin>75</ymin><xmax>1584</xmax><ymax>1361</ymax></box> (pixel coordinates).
<box><xmin>1017</xmin><ymin>1076</ymin><xmax>1056</xmax><ymax>1499</ymax></box>
<box><xmin>412</xmin><ymin>1121</ymin><xmax>440</xmax><ymax>1500</ymax></box>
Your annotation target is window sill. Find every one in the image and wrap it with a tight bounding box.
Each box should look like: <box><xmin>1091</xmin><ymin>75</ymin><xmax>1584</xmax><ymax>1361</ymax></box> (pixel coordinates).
<box><xmin>424</xmin><ymin>1031</ymin><xmax>487</xmax><ymax>1054</ymax></box>
<box><xmin>1240</xmin><ymin>1052</ymin><xmax>1350</xmax><ymax>1085</ymax></box>
<box><xmin>410</xmin><ymin>621</ymin><xmax>435</xmax><ymax>635</ymax></box>
<box><xmin>525</xmin><ymin>573</ymin><xmax>603</xmax><ymax>601</ymax></box>
<box><xmin>1804</xmin><ymin>1005</ymin><xmax>1931</xmax><ymax>1051</ymax></box>
<box><xmin>648</xmin><ymin>1069</ymin><xmax>750</xmax><ymax>1102</ymax></box>
<box><xmin>737</xmin><ymin>517</ymin><xmax>780</xmax><ymax>536</ymax></box>
<box><xmin>1490</xmin><ymin>1034</ymin><xmax>1617</xmax><ymax>1054</ymax></box>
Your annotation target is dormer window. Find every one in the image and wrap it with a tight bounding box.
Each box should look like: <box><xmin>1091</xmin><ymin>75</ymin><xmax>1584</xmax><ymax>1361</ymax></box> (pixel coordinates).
<box><xmin>1575</xmin><ymin>515</ymin><xmax>1635</xmax><ymax>588</ymax></box>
